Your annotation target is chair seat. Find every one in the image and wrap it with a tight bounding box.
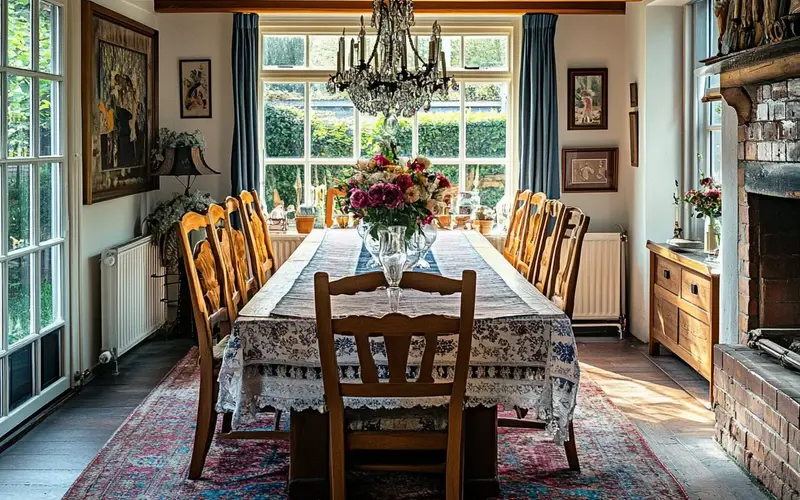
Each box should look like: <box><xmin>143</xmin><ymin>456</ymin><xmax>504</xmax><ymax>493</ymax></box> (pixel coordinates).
<box><xmin>345</xmin><ymin>406</ymin><xmax>449</xmax><ymax>432</ymax></box>
<box><xmin>213</xmin><ymin>335</ymin><xmax>230</xmax><ymax>360</ymax></box>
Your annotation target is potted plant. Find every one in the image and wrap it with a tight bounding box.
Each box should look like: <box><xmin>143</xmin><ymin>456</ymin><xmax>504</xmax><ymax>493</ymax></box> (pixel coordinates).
<box><xmin>296</xmin><ymin>204</ymin><xmax>318</xmax><ymax>234</ymax></box>
<box><xmin>472</xmin><ymin>205</ymin><xmax>495</xmax><ymax>235</ymax></box>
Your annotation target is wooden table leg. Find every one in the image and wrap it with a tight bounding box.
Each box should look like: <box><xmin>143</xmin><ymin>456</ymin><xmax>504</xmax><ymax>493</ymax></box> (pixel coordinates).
<box><xmin>289</xmin><ymin>409</ymin><xmax>329</xmax><ymax>500</ymax></box>
<box><xmin>463</xmin><ymin>405</ymin><xmax>500</xmax><ymax>499</ymax></box>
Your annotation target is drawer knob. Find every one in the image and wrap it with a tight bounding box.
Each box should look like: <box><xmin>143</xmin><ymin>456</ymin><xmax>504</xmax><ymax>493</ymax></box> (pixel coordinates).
<box><xmin>691</xmin><ymin>283</ymin><xmax>699</xmax><ymax>295</ymax></box>
<box><xmin>663</xmin><ymin>269</ymin><xmax>671</xmax><ymax>279</ymax></box>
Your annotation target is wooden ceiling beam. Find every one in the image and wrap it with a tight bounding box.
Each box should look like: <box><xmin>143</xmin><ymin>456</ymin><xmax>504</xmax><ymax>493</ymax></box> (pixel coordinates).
<box><xmin>154</xmin><ymin>0</ymin><xmax>628</xmax><ymax>15</ymax></box>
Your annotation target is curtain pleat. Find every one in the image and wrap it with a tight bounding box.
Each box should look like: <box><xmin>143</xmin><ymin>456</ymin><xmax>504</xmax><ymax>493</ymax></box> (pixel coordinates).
<box><xmin>231</xmin><ymin>13</ymin><xmax>260</xmax><ymax>196</ymax></box>
<box><xmin>518</xmin><ymin>14</ymin><xmax>560</xmax><ymax>198</ymax></box>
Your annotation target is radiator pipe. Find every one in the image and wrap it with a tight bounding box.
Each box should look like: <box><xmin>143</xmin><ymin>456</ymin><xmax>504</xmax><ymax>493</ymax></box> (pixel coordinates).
<box><xmin>98</xmin><ymin>347</ymin><xmax>119</xmax><ymax>375</ymax></box>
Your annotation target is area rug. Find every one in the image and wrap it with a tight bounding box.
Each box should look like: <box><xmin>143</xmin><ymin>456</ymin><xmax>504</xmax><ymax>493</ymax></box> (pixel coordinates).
<box><xmin>64</xmin><ymin>348</ymin><xmax>687</xmax><ymax>499</ymax></box>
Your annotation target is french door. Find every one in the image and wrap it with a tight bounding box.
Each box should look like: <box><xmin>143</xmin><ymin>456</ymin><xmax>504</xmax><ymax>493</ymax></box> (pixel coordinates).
<box><xmin>0</xmin><ymin>0</ymin><xmax>68</xmax><ymax>438</ymax></box>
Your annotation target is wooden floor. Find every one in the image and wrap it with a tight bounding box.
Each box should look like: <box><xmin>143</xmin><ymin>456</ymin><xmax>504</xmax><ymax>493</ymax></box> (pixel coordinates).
<box><xmin>0</xmin><ymin>336</ymin><xmax>772</xmax><ymax>499</ymax></box>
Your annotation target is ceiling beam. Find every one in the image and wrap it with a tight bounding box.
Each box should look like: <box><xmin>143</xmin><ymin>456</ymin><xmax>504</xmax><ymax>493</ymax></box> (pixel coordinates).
<box><xmin>153</xmin><ymin>0</ymin><xmax>628</xmax><ymax>15</ymax></box>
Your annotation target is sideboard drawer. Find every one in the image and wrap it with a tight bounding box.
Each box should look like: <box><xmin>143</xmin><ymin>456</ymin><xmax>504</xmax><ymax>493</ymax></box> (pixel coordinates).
<box><xmin>681</xmin><ymin>268</ymin><xmax>712</xmax><ymax>313</ymax></box>
<box><xmin>678</xmin><ymin>310</ymin><xmax>710</xmax><ymax>367</ymax></box>
<box><xmin>655</xmin><ymin>256</ymin><xmax>681</xmax><ymax>296</ymax></box>
<box><xmin>653</xmin><ymin>294</ymin><xmax>679</xmax><ymax>343</ymax></box>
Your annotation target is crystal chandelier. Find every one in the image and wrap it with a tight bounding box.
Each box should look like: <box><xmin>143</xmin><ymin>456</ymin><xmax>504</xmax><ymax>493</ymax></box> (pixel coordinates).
<box><xmin>327</xmin><ymin>0</ymin><xmax>457</xmax><ymax>123</ymax></box>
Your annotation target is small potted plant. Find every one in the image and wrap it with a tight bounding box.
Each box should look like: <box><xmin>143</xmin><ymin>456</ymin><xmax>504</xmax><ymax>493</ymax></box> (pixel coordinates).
<box><xmin>296</xmin><ymin>204</ymin><xmax>317</xmax><ymax>234</ymax></box>
<box><xmin>472</xmin><ymin>205</ymin><xmax>495</xmax><ymax>235</ymax></box>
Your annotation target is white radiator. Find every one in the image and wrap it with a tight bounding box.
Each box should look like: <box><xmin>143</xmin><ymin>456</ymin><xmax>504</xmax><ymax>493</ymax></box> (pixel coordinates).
<box><xmin>101</xmin><ymin>236</ymin><xmax>167</xmax><ymax>358</ymax></box>
<box><xmin>568</xmin><ymin>233</ymin><xmax>626</xmax><ymax>333</ymax></box>
<box><xmin>270</xmin><ymin>233</ymin><xmax>307</xmax><ymax>271</ymax></box>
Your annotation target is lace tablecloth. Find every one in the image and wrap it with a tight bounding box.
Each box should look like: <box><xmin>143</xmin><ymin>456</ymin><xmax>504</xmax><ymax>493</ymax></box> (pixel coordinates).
<box><xmin>216</xmin><ymin>229</ymin><xmax>580</xmax><ymax>443</ymax></box>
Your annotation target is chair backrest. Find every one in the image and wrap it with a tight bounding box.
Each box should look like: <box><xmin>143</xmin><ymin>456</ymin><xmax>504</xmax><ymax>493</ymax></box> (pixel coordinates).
<box><xmin>314</xmin><ymin>271</ymin><xmax>476</xmax><ymax>412</ymax></box>
<box><xmin>515</xmin><ymin>192</ymin><xmax>547</xmax><ymax>281</ymax></box>
<box><xmin>208</xmin><ymin>203</ymin><xmax>249</xmax><ymax>308</ymax></box>
<box><xmin>503</xmin><ymin>190</ymin><xmax>533</xmax><ymax>266</ymax></box>
<box><xmin>551</xmin><ymin>207</ymin><xmax>590</xmax><ymax>319</ymax></box>
<box><xmin>532</xmin><ymin>200</ymin><xmax>569</xmax><ymax>299</ymax></box>
<box><xmin>177</xmin><ymin>211</ymin><xmax>236</xmax><ymax>365</ymax></box>
<box><xmin>325</xmin><ymin>188</ymin><xmax>346</xmax><ymax>228</ymax></box>
<box><xmin>238</xmin><ymin>190</ymin><xmax>276</xmax><ymax>288</ymax></box>
<box><xmin>224</xmin><ymin>196</ymin><xmax>259</xmax><ymax>299</ymax></box>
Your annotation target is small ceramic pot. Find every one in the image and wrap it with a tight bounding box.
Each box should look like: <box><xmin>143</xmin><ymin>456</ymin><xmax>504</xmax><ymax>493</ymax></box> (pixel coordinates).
<box><xmin>436</xmin><ymin>215</ymin><xmax>452</xmax><ymax>229</ymax></box>
<box><xmin>295</xmin><ymin>215</ymin><xmax>316</xmax><ymax>234</ymax></box>
<box><xmin>472</xmin><ymin>219</ymin><xmax>493</xmax><ymax>235</ymax></box>
<box><xmin>455</xmin><ymin>215</ymin><xmax>470</xmax><ymax>229</ymax></box>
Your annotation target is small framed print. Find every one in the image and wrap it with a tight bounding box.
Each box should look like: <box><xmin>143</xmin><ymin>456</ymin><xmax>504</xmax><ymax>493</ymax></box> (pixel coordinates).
<box><xmin>567</xmin><ymin>68</ymin><xmax>608</xmax><ymax>130</ymax></box>
<box><xmin>629</xmin><ymin>82</ymin><xmax>638</xmax><ymax>108</ymax></box>
<box><xmin>180</xmin><ymin>58</ymin><xmax>212</xmax><ymax>118</ymax></box>
<box><xmin>561</xmin><ymin>148</ymin><xmax>618</xmax><ymax>193</ymax></box>
<box><xmin>629</xmin><ymin>111</ymin><xmax>639</xmax><ymax>167</ymax></box>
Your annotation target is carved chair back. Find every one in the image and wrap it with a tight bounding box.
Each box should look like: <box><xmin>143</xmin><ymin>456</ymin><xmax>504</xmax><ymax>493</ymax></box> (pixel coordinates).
<box><xmin>515</xmin><ymin>192</ymin><xmax>548</xmax><ymax>281</ymax></box>
<box><xmin>550</xmin><ymin>207</ymin><xmax>590</xmax><ymax>319</ymax></box>
<box><xmin>238</xmin><ymin>190</ymin><xmax>276</xmax><ymax>288</ymax></box>
<box><xmin>503</xmin><ymin>189</ymin><xmax>533</xmax><ymax>266</ymax></box>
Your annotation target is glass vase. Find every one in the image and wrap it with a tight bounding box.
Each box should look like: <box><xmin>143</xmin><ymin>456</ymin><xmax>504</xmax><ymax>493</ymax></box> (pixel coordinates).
<box><xmin>704</xmin><ymin>216</ymin><xmax>719</xmax><ymax>255</ymax></box>
<box><xmin>379</xmin><ymin>226</ymin><xmax>407</xmax><ymax>310</ymax></box>
<box><xmin>413</xmin><ymin>224</ymin><xmax>437</xmax><ymax>269</ymax></box>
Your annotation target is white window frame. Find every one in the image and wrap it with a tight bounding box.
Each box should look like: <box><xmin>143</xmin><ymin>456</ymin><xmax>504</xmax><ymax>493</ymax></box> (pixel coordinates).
<box><xmin>258</xmin><ymin>15</ymin><xmax>519</xmax><ymax>212</ymax></box>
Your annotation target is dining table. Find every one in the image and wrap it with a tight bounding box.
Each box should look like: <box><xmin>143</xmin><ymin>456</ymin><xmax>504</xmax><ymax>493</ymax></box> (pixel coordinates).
<box><xmin>217</xmin><ymin>228</ymin><xmax>580</xmax><ymax>499</ymax></box>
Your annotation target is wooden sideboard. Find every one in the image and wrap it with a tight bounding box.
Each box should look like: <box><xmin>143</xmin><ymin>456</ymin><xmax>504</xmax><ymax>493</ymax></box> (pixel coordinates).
<box><xmin>647</xmin><ymin>241</ymin><xmax>720</xmax><ymax>397</ymax></box>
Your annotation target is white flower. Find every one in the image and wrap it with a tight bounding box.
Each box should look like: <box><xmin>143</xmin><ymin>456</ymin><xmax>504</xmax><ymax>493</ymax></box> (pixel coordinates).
<box><xmin>405</xmin><ymin>186</ymin><xmax>421</xmax><ymax>203</ymax></box>
<box><xmin>368</xmin><ymin>172</ymin><xmax>387</xmax><ymax>184</ymax></box>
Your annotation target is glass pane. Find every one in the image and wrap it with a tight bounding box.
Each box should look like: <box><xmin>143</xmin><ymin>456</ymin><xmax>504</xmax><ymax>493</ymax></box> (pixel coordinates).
<box><xmin>41</xmin><ymin>329</ymin><xmax>61</xmax><ymax>389</ymax></box>
<box><xmin>9</xmin><ymin>255</ymin><xmax>33</xmax><ymax>345</ymax></box>
<box><xmin>39</xmin><ymin>79</ymin><xmax>60</xmax><ymax>156</ymax></box>
<box><xmin>9</xmin><ymin>164</ymin><xmax>32</xmax><ymax>250</ymax></box>
<box><xmin>710</xmin><ymin>130</ymin><xmax>722</xmax><ymax>180</ymax></box>
<box><xmin>430</xmin><ymin>163</ymin><xmax>459</xmax><ymax>193</ymax></box>
<box><xmin>360</xmin><ymin>114</ymin><xmax>412</xmax><ymax>158</ymax></box>
<box><xmin>40</xmin><ymin>246</ymin><xmax>60</xmax><ymax>328</ymax></box>
<box><xmin>465</xmin><ymin>83</ymin><xmax>508</xmax><ymax>158</ymax></box>
<box><xmin>415</xmin><ymin>36</ymin><xmax>460</xmax><ymax>69</ymax></box>
<box><xmin>264</xmin><ymin>83</ymin><xmax>305</xmax><ymax>158</ymax></box>
<box><xmin>464</xmin><ymin>36</ymin><xmax>507</xmax><ymax>70</ymax></box>
<box><xmin>8</xmin><ymin>0</ymin><xmax>33</xmax><ymax>69</ymax></box>
<box><xmin>8</xmin><ymin>75</ymin><xmax>33</xmax><ymax>158</ymax></box>
<box><xmin>10</xmin><ymin>344</ymin><xmax>33</xmax><ymax>411</ymax></box>
<box><xmin>263</xmin><ymin>35</ymin><xmax>305</xmax><ymax>67</ymax></box>
<box><xmin>309</xmin><ymin>35</ymin><xmax>364</xmax><ymax>69</ymax></box>
<box><xmin>710</xmin><ymin>100</ymin><xmax>722</xmax><ymax>127</ymax></box>
<box><xmin>311</xmin><ymin>83</ymin><xmax>354</xmax><ymax>158</ymax></box>
<box><xmin>312</xmin><ymin>164</ymin><xmax>354</xmax><ymax>190</ymax></box>
<box><xmin>419</xmin><ymin>92</ymin><xmax>460</xmax><ymax>158</ymax></box>
<box><xmin>39</xmin><ymin>1</ymin><xmax>59</xmax><ymax>73</ymax></box>
<box><xmin>263</xmin><ymin>164</ymin><xmax>303</xmax><ymax>212</ymax></box>
<box><xmin>466</xmin><ymin>164</ymin><xmax>505</xmax><ymax>210</ymax></box>
<box><xmin>39</xmin><ymin>162</ymin><xmax>59</xmax><ymax>241</ymax></box>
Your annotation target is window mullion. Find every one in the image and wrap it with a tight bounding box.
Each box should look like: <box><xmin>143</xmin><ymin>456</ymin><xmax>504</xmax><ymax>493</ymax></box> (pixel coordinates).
<box><xmin>304</xmin><ymin>81</ymin><xmax>311</xmax><ymax>206</ymax></box>
<box><xmin>458</xmin><ymin>82</ymin><xmax>466</xmax><ymax>199</ymax></box>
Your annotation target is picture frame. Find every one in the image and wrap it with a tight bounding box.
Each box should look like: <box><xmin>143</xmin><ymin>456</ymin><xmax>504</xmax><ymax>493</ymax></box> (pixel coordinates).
<box><xmin>567</xmin><ymin>68</ymin><xmax>608</xmax><ymax>130</ymax></box>
<box><xmin>629</xmin><ymin>111</ymin><xmax>639</xmax><ymax>167</ymax></box>
<box><xmin>179</xmin><ymin>58</ymin><xmax>212</xmax><ymax>119</ymax></box>
<box><xmin>629</xmin><ymin>82</ymin><xmax>638</xmax><ymax>108</ymax></box>
<box><xmin>561</xmin><ymin>147</ymin><xmax>618</xmax><ymax>193</ymax></box>
<box><xmin>81</xmin><ymin>0</ymin><xmax>159</xmax><ymax>205</ymax></box>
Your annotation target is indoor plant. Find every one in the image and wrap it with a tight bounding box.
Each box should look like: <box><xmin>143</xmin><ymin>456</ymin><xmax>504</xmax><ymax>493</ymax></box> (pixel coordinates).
<box><xmin>472</xmin><ymin>205</ymin><xmax>495</xmax><ymax>235</ymax></box>
<box><xmin>683</xmin><ymin>176</ymin><xmax>722</xmax><ymax>254</ymax></box>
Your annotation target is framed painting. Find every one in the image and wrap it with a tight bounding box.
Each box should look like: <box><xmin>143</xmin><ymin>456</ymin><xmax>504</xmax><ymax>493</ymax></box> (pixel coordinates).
<box><xmin>180</xmin><ymin>58</ymin><xmax>212</xmax><ymax>118</ymax></box>
<box><xmin>629</xmin><ymin>111</ymin><xmax>639</xmax><ymax>167</ymax></box>
<box><xmin>567</xmin><ymin>68</ymin><xmax>608</xmax><ymax>130</ymax></box>
<box><xmin>81</xmin><ymin>1</ymin><xmax>159</xmax><ymax>205</ymax></box>
<box><xmin>561</xmin><ymin>148</ymin><xmax>618</xmax><ymax>193</ymax></box>
<box><xmin>629</xmin><ymin>82</ymin><xmax>638</xmax><ymax>108</ymax></box>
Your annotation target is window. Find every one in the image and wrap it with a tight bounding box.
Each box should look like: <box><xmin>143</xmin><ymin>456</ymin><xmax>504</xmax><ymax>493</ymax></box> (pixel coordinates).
<box><xmin>1</xmin><ymin>0</ymin><xmax>66</xmax><ymax>437</ymax></box>
<box><xmin>260</xmin><ymin>21</ymin><xmax>515</xmax><ymax>219</ymax></box>
<box><xmin>693</xmin><ymin>0</ymin><xmax>722</xmax><ymax>181</ymax></box>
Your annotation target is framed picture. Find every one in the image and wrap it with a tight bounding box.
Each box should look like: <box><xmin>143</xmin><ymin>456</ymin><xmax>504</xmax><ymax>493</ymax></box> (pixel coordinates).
<box><xmin>180</xmin><ymin>58</ymin><xmax>212</xmax><ymax>118</ymax></box>
<box><xmin>629</xmin><ymin>82</ymin><xmax>638</xmax><ymax>108</ymax></box>
<box><xmin>629</xmin><ymin>111</ymin><xmax>639</xmax><ymax>167</ymax></box>
<box><xmin>561</xmin><ymin>148</ymin><xmax>618</xmax><ymax>193</ymax></box>
<box><xmin>81</xmin><ymin>1</ymin><xmax>159</xmax><ymax>204</ymax></box>
<box><xmin>567</xmin><ymin>68</ymin><xmax>608</xmax><ymax>130</ymax></box>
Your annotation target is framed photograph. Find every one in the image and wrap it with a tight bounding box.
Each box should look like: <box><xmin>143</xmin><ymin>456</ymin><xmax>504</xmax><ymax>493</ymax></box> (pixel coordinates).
<box><xmin>629</xmin><ymin>111</ymin><xmax>639</xmax><ymax>167</ymax></box>
<box><xmin>81</xmin><ymin>1</ymin><xmax>159</xmax><ymax>204</ymax></box>
<box><xmin>561</xmin><ymin>148</ymin><xmax>618</xmax><ymax>193</ymax></box>
<box><xmin>180</xmin><ymin>58</ymin><xmax>212</xmax><ymax>118</ymax></box>
<box><xmin>567</xmin><ymin>68</ymin><xmax>608</xmax><ymax>130</ymax></box>
<box><xmin>629</xmin><ymin>82</ymin><xmax>638</xmax><ymax>108</ymax></box>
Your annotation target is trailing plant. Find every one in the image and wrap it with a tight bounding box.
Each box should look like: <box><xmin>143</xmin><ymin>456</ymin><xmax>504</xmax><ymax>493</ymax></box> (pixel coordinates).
<box><xmin>144</xmin><ymin>190</ymin><xmax>215</xmax><ymax>271</ymax></box>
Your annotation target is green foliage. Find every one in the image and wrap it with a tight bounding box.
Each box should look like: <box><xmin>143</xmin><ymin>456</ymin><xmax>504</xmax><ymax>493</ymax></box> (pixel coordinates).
<box><xmin>151</xmin><ymin>128</ymin><xmax>206</xmax><ymax>166</ymax></box>
<box><xmin>263</xmin><ymin>36</ymin><xmax>304</xmax><ymax>66</ymax></box>
<box><xmin>464</xmin><ymin>37</ymin><xmax>506</xmax><ymax>69</ymax></box>
<box><xmin>144</xmin><ymin>191</ymin><xmax>216</xmax><ymax>271</ymax></box>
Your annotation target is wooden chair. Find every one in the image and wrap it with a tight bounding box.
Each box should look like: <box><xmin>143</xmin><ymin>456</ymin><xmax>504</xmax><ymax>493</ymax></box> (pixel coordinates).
<box><xmin>224</xmin><ymin>196</ymin><xmax>260</xmax><ymax>300</ymax></box>
<box><xmin>208</xmin><ymin>204</ymin><xmax>247</xmax><ymax>309</ymax></box>
<box><xmin>325</xmin><ymin>187</ymin><xmax>346</xmax><ymax>228</ymax></box>
<box><xmin>178</xmin><ymin>211</ymin><xmax>286</xmax><ymax>480</ymax></box>
<box><xmin>238</xmin><ymin>190</ymin><xmax>276</xmax><ymax>288</ymax></box>
<box><xmin>503</xmin><ymin>189</ymin><xmax>533</xmax><ymax>267</ymax></box>
<box><xmin>531</xmin><ymin>200</ymin><xmax>569</xmax><ymax>299</ymax></box>
<box><xmin>314</xmin><ymin>271</ymin><xmax>477</xmax><ymax>500</ymax></box>
<box><xmin>515</xmin><ymin>192</ymin><xmax>548</xmax><ymax>281</ymax></box>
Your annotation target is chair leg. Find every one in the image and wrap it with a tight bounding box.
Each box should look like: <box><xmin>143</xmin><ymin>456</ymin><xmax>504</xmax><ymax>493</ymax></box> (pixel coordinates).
<box><xmin>564</xmin><ymin>420</ymin><xmax>580</xmax><ymax>472</ymax></box>
<box><xmin>189</xmin><ymin>378</ymin><xmax>216</xmax><ymax>479</ymax></box>
<box><xmin>273</xmin><ymin>409</ymin><xmax>283</xmax><ymax>431</ymax></box>
<box><xmin>222</xmin><ymin>412</ymin><xmax>233</xmax><ymax>433</ymax></box>
<box><xmin>445</xmin><ymin>411</ymin><xmax>464</xmax><ymax>500</ymax></box>
<box><xmin>329</xmin><ymin>415</ymin><xmax>347</xmax><ymax>500</ymax></box>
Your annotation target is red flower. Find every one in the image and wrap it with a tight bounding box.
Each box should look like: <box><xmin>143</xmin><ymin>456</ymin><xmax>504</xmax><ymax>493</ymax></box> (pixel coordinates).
<box><xmin>436</xmin><ymin>173</ymin><xmax>451</xmax><ymax>189</ymax></box>
<box><xmin>395</xmin><ymin>174</ymin><xmax>414</xmax><ymax>192</ymax></box>
<box><xmin>409</xmin><ymin>160</ymin><xmax>426</xmax><ymax>172</ymax></box>
<box><xmin>374</xmin><ymin>154</ymin><xmax>391</xmax><ymax>167</ymax></box>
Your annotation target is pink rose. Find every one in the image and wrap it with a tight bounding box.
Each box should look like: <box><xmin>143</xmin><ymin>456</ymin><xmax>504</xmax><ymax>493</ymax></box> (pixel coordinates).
<box><xmin>383</xmin><ymin>184</ymin><xmax>405</xmax><ymax>209</ymax></box>
<box><xmin>350</xmin><ymin>189</ymin><xmax>369</xmax><ymax>209</ymax></box>
<box><xmin>368</xmin><ymin>184</ymin><xmax>387</xmax><ymax>208</ymax></box>
<box><xmin>700</xmin><ymin>177</ymin><xmax>714</xmax><ymax>187</ymax></box>
<box><xmin>374</xmin><ymin>154</ymin><xmax>391</xmax><ymax>168</ymax></box>
<box><xmin>395</xmin><ymin>174</ymin><xmax>413</xmax><ymax>192</ymax></box>
<box><xmin>436</xmin><ymin>173</ymin><xmax>451</xmax><ymax>189</ymax></box>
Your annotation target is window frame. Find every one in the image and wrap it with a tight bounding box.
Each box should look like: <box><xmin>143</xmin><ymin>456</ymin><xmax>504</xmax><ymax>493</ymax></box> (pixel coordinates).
<box><xmin>258</xmin><ymin>16</ymin><xmax>519</xmax><ymax>214</ymax></box>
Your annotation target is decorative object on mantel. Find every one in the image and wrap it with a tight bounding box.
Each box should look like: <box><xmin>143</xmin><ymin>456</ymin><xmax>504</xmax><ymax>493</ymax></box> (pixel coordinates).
<box><xmin>561</xmin><ymin>148</ymin><xmax>619</xmax><ymax>192</ymax></box>
<box><xmin>682</xmin><ymin>176</ymin><xmax>722</xmax><ymax>258</ymax></box>
<box><xmin>179</xmin><ymin>58</ymin><xmax>212</xmax><ymax>119</ymax></box>
<box><xmin>628</xmin><ymin>111</ymin><xmax>639</xmax><ymax>167</ymax></box>
<box><xmin>629</xmin><ymin>82</ymin><xmax>638</xmax><ymax>108</ymax></box>
<box><xmin>472</xmin><ymin>206</ymin><xmax>495</xmax><ymax>235</ymax></box>
<box><xmin>712</xmin><ymin>0</ymin><xmax>800</xmax><ymax>57</ymax></box>
<box><xmin>82</xmin><ymin>1</ymin><xmax>159</xmax><ymax>205</ymax></box>
<box><xmin>327</xmin><ymin>1</ymin><xmax>457</xmax><ymax>128</ymax></box>
<box><xmin>567</xmin><ymin>68</ymin><xmax>608</xmax><ymax>130</ymax></box>
<box><xmin>295</xmin><ymin>205</ymin><xmax>317</xmax><ymax>234</ymax></box>
<box><xmin>151</xmin><ymin>128</ymin><xmax>220</xmax><ymax>195</ymax></box>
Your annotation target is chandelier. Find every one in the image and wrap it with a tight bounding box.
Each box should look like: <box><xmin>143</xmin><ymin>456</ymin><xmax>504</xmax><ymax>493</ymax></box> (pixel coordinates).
<box><xmin>327</xmin><ymin>0</ymin><xmax>457</xmax><ymax>123</ymax></box>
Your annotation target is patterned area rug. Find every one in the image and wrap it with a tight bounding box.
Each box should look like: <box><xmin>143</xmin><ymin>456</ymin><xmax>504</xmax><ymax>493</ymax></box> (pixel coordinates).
<box><xmin>64</xmin><ymin>349</ymin><xmax>687</xmax><ymax>499</ymax></box>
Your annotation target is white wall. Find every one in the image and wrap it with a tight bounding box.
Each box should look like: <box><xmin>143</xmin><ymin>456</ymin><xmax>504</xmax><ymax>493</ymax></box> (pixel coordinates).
<box><xmin>556</xmin><ymin>15</ymin><xmax>631</xmax><ymax>234</ymax></box>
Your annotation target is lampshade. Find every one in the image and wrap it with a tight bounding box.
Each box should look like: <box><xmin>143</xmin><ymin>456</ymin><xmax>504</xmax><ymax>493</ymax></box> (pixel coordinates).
<box><xmin>152</xmin><ymin>146</ymin><xmax>220</xmax><ymax>177</ymax></box>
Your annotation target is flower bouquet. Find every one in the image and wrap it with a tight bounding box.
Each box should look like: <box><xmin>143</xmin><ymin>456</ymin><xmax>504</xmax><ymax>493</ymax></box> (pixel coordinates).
<box><xmin>683</xmin><ymin>176</ymin><xmax>722</xmax><ymax>254</ymax></box>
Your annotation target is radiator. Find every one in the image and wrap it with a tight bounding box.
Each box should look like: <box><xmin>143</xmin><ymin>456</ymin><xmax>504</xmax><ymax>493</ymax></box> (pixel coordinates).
<box><xmin>271</xmin><ymin>234</ymin><xmax>306</xmax><ymax>271</ymax></box>
<box><xmin>101</xmin><ymin>235</ymin><xmax>167</xmax><ymax>358</ymax></box>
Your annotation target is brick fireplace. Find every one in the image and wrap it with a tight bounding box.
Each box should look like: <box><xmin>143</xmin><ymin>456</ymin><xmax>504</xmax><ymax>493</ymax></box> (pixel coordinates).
<box><xmin>711</xmin><ymin>38</ymin><xmax>800</xmax><ymax>499</ymax></box>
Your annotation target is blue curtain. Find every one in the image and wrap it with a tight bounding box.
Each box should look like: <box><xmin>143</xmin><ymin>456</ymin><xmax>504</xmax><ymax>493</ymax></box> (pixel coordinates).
<box><xmin>519</xmin><ymin>14</ymin><xmax>560</xmax><ymax>198</ymax></box>
<box><xmin>231</xmin><ymin>13</ymin><xmax>260</xmax><ymax>196</ymax></box>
